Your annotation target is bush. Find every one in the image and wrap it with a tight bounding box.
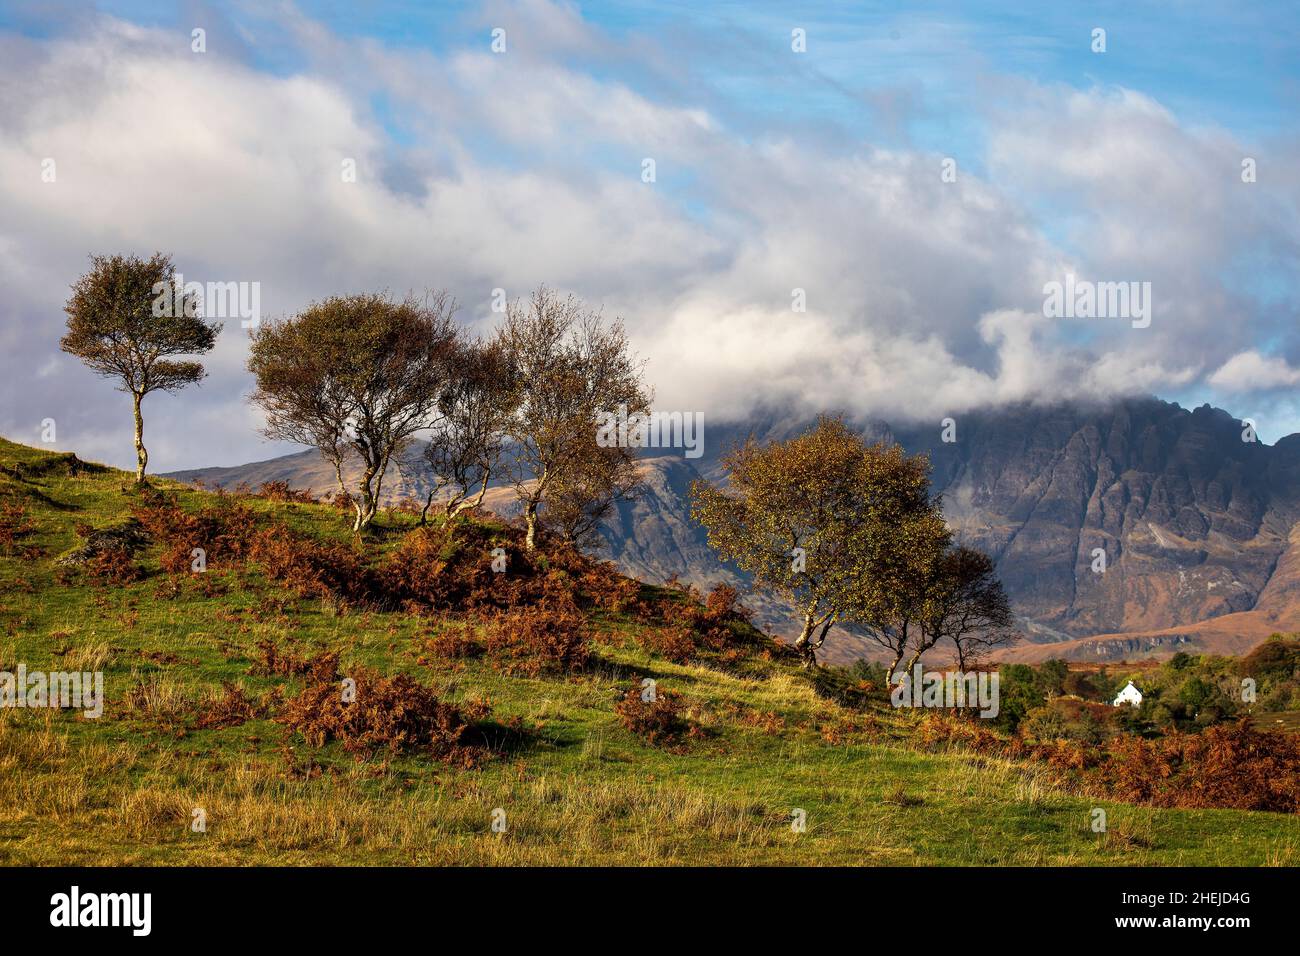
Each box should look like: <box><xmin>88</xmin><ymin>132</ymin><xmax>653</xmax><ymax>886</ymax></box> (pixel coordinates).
<box><xmin>382</xmin><ymin>524</ymin><xmax>478</xmax><ymax>609</ymax></box>
<box><xmin>639</xmin><ymin>625</ymin><xmax>698</xmax><ymax>664</ymax></box>
<box><xmin>249</xmin><ymin>640</ymin><xmax>340</xmax><ymax>683</ymax></box>
<box><xmin>278</xmin><ymin>666</ymin><xmax>489</xmax><ymax>764</ymax></box>
<box><xmin>484</xmin><ymin>601</ymin><xmax>591</xmax><ymax>676</ymax></box>
<box><xmin>86</xmin><ymin>545</ymin><xmax>144</xmax><ymax>586</ymax></box>
<box><xmin>417</xmin><ymin>625</ymin><xmax>484</xmax><ymax>662</ymax></box>
<box><xmin>614</xmin><ymin>685</ymin><xmax>687</xmax><ymax>747</ymax></box>
<box><xmin>247</xmin><ymin>526</ymin><xmax>370</xmax><ymax>601</ymax></box>
<box><xmin>915</xmin><ymin>712</ymin><xmax>1008</xmax><ymax>755</ymax></box>
<box><xmin>703</xmin><ymin>583</ymin><xmax>746</xmax><ymax>622</ymax></box>
<box><xmin>1023</xmin><ymin>698</ymin><xmax>1116</xmax><ymax>744</ymax></box>
<box><xmin>257</xmin><ymin>480</ymin><xmax>317</xmax><ymax>504</ymax></box>
<box><xmin>133</xmin><ymin>490</ymin><xmax>257</xmax><ymax>573</ymax></box>
<box><xmin>1098</xmin><ymin>720</ymin><xmax>1300</xmax><ymax>813</ymax></box>
<box><xmin>194</xmin><ymin>682</ymin><xmax>269</xmax><ymax>729</ymax></box>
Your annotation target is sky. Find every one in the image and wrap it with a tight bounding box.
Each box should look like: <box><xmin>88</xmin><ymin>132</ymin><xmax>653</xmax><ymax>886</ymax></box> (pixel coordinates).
<box><xmin>1</xmin><ymin>0</ymin><xmax>1298</xmax><ymax>470</ymax></box>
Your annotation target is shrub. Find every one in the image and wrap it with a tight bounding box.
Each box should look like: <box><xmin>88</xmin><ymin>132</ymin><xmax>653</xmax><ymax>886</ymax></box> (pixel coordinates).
<box><xmin>133</xmin><ymin>490</ymin><xmax>258</xmax><ymax>575</ymax></box>
<box><xmin>1023</xmin><ymin>698</ymin><xmax>1116</xmax><ymax>744</ymax></box>
<box><xmin>573</xmin><ymin>561</ymin><xmax>641</xmax><ymax>614</ymax></box>
<box><xmin>247</xmin><ymin>526</ymin><xmax>370</xmax><ymax>600</ymax></box>
<box><xmin>640</xmin><ymin>625</ymin><xmax>698</xmax><ymax>664</ymax></box>
<box><xmin>249</xmin><ymin>640</ymin><xmax>340</xmax><ymax>683</ymax></box>
<box><xmin>915</xmin><ymin>712</ymin><xmax>1008</xmax><ymax>755</ymax></box>
<box><xmin>257</xmin><ymin>480</ymin><xmax>317</xmax><ymax>504</ymax></box>
<box><xmin>381</xmin><ymin>525</ymin><xmax>464</xmax><ymax>607</ymax></box>
<box><xmin>1098</xmin><ymin>720</ymin><xmax>1300</xmax><ymax>813</ymax></box>
<box><xmin>278</xmin><ymin>667</ymin><xmax>490</xmax><ymax>764</ymax></box>
<box><xmin>380</xmin><ymin>523</ymin><xmax>531</xmax><ymax>611</ymax></box>
<box><xmin>194</xmin><ymin>682</ymin><xmax>269</xmax><ymax>729</ymax></box>
<box><xmin>417</xmin><ymin>625</ymin><xmax>484</xmax><ymax>662</ymax></box>
<box><xmin>86</xmin><ymin>545</ymin><xmax>144</xmax><ymax>586</ymax></box>
<box><xmin>703</xmin><ymin>583</ymin><xmax>745</xmax><ymax>622</ymax></box>
<box><xmin>484</xmin><ymin>601</ymin><xmax>591</xmax><ymax>676</ymax></box>
<box><xmin>615</xmin><ymin>685</ymin><xmax>687</xmax><ymax>747</ymax></box>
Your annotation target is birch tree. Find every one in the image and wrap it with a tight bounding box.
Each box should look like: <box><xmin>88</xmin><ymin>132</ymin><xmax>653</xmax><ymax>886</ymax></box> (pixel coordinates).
<box><xmin>419</xmin><ymin>337</ymin><xmax>515</xmax><ymax>524</ymax></box>
<box><xmin>248</xmin><ymin>292</ymin><xmax>458</xmax><ymax>532</ymax></box>
<box><xmin>690</xmin><ymin>416</ymin><xmax>949</xmax><ymax>667</ymax></box>
<box><xmin>61</xmin><ymin>253</ymin><xmax>220</xmax><ymax>483</ymax></box>
<box><xmin>495</xmin><ymin>287</ymin><xmax>649</xmax><ymax>550</ymax></box>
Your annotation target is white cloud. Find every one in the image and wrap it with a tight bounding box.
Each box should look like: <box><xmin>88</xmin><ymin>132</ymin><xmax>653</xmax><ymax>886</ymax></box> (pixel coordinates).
<box><xmin>0</xmin><ymin>5</ymin><xmax>1296</xmax><ymax>470</ymax></box>
<box><xmin>1209</xmin><ymin>350</ymin><xmax>1300</xmax><ymax>392</ymax></box>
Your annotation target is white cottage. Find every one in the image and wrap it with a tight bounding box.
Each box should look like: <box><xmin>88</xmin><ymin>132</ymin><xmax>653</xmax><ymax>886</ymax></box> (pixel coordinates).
<box><xmin>1112</xmin><ymin>681</ymin><xmax>1143</xmax><ymax>707</ymax></box>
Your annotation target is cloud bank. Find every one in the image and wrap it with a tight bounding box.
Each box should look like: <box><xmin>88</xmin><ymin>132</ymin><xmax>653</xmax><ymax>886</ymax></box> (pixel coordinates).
<box><xmin>1</xmin><ymin>3</ymin><xmax>1297</xmax><ymax>469</ymax></box>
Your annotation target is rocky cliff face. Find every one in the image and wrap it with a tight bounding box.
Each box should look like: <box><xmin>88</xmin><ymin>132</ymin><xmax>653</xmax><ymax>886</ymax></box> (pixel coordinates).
<box><xmin>166</xmin><ymin>397</ymin><xmax>1300</xmax><ymax>662</ymax></box>
<box><xmin>893</xmin><ymin>400</ymin><xmax>1300</xmax><ymax>639</ymax></box>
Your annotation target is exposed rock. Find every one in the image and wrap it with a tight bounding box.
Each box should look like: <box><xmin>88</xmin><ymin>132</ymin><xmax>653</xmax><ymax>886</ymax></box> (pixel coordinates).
<box><xmin>57</xmin><ymin>518</ymin><xmax>151</xmax><ymax>565</ymax></box>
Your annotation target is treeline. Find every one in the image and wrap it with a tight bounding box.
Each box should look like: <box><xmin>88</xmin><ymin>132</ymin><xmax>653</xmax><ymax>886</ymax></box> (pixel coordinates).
<box><xmin>59</xmin><ymin>252</ymin><xmax>1018</xmax><ymax>666</ymax></box>
<box><xmin>60</xmin><ymin>253</ymin><xmax>649</xmax><ymax>547</ymax></box>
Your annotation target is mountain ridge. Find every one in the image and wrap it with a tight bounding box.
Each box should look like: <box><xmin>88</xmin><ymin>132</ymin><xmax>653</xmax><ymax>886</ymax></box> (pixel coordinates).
<box><xmin>165</xmin><ymin>396</ymin><xmax>1300</xmax><ymax>664</ymax></box>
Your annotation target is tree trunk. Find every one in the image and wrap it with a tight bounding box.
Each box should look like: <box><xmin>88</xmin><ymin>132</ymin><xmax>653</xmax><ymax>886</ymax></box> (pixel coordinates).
<box><xmin>450</xmin><ymin>471</ymin><xmax>491</xmax><ymax>519</ymax></box>
<box><xmin>886</xmin><ymin>651</ymin><xmax>905</xmax><ymax>690</ymax></box>
<box><xmin>131</xmin><ymin>391</ymin><xmax>147</xmax><ymax>483</ymax></box>
<box><xmin>524</xmin><ymin>498</ymin><xmax>539</xmax><ymax>551</ymax></box>
<box><xmin>330</xmin><ymin>457</ymin><xmax>358</xmax><ymax>531</ymax></box>
<box><xmin>904</xmin><ymin>631</ymin><xmax>939</xmax><ymax>678</ymax></box>
<box><xmin>792</xmin><ymin>612</ymin><xmax>817</xmax><ymax>668</ymax></box>
<box><xmin>420</xmin><ymin>491</ymin><xmax>435</xmax><ymax>527</ymax></box>
<box><xmin>354</xmin><ymin>463</ymin><xmax>379</xmax><ymax>532</ymax></box>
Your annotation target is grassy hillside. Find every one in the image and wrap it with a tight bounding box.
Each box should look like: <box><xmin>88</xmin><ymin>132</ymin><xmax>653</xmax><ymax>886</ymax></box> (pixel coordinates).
<box><xmin>0</xmin><ymin>438</ymin><xmax>1297</xmax><ymax>866</ymax></box>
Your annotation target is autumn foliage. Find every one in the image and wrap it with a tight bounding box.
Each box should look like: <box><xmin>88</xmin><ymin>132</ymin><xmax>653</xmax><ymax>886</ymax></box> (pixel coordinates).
<box><xmin>615</xmin><ymin>686</ymin><xmax>687</xmax><ymax>747</ymax></box>
<box><xmin>916</xmin><ymin>712</ymin><xmax>1300</xmax><ymax>814</ymax></box>
<box><xmin>278</xmin><ymin>667</ymin><xmax>490</xmax><ymax>765</ymax></box>
<box><xmin>484</xmin><ymin>600</ymin><xmax>591</xmax><ymax>676</ymax></box>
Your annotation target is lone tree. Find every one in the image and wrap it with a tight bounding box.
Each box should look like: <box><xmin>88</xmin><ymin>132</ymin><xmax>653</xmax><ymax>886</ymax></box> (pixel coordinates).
<box><xmin>691</xmin><ymin>416</ymin><xmax>949</xmax><ymax>667</ymax></box>
<box><xmin>420</xmin><ymin>337</ymin><xmax>515</xmax><ymax>524</ymax></box>
<box><xmin>61</xmin><ymin>253</ymin><xmax>221</xmax><ymax>483</ymax></box>
<box><xmin>248</xmin><ymin>292</ymin><xmax>459</xmax><ymax>532</ymax></box>
<box><xmin>495</xmin><ymin>287</ymin><xmax>650</xmax><ymax>550</ymax></box>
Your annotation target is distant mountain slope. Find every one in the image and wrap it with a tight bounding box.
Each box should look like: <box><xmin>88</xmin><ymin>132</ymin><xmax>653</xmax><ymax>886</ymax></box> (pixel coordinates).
<box><xmin>166</xmin><ymin>397</ymin><xmax>1300</xmax><ymax>663</ymax></box>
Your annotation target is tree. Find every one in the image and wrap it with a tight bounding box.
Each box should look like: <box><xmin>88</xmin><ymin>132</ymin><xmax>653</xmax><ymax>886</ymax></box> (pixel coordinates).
<box><xmin>902</xmin><ymin>545</ymin><xmax>1016</xmax><ymax>673</ymax></box>
<box><xmin>248</xmin><ymin>292</ymin><xmax>459</xmax><ymax>532</ymax></box>
<box><xmin>859</xmin><ymin>527</ymin><xmax>952</xmax><ymax>683</ymax></box>
<box><xmin>61</xmin><ymin>253</ymin><xmax>221</xmax><ymax>483</ymax></box>
<box><xmin>690</xmin><ymin>415</ymin><xmax>949</xmax><ymax>667</ymax></box>
<box><xmin>419</xmin><ymin>337</ymin><xmax>515</xmax><ymax>525</ymax></box>
<box><xmin>495</xmin><ymin>287</ymin><xmax>650</xmax><ymax>550</ymax></box>
<box><xmin>544</xmin><ymin>443</ymin><xmax>644</xmax><ymax>549</ymax></box>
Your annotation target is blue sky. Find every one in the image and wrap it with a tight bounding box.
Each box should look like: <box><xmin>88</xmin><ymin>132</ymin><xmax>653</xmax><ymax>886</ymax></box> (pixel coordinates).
<box><xmin>61</xmin><ymin>1</ymin><xmax>1295</xmax><ymax>141</ymax></box>
<box><xmin>1</xmin><ymin>1</ymin><xmax>1298</xmax><ymax>466</ymax></box>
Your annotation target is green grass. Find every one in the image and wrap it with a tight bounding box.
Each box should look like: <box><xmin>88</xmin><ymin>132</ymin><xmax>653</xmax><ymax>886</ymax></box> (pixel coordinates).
<box><xmin>0</xmin><ymin>436</ymin><xmax>1297</xmax><ymax>866</ymax></box>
